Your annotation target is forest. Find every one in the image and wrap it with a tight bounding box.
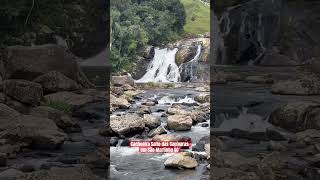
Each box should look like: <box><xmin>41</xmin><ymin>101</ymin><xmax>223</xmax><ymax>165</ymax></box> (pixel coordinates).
<box><xmin>110</xmin><ymin>0</ymin><xmax>186</xmax><ymax>72</ymax></box>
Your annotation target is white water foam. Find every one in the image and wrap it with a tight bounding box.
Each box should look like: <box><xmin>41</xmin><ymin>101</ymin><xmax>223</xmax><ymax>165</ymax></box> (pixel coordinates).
<box><xmin>158</xmin><ymin>96</ymin><xmax>195</xmax><ymax>105</ymax></box>
<box><xmin>136</xmin><ymin>48</ymin><xmax>180</xmax><ymax>83</ymax></box>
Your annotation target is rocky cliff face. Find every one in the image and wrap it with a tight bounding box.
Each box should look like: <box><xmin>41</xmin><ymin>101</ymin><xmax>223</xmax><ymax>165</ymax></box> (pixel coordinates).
<box><xmin>213</xmin><ymin>0</ymin><xmax>320</xmax><ymax>66</ymax></box>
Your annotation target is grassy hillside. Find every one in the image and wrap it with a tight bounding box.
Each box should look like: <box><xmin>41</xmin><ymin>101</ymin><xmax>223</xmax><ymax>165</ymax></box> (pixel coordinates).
<box><xmin>180</xmin><ymin>0</ymin><xmax>210</xmax><ymax>35</ymax></box>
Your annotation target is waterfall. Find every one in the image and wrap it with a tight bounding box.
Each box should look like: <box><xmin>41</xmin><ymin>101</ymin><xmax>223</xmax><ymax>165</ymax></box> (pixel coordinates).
<box><xmin>136</xmin><ymin>44</ymin><xmax>202</xmax><ymax>83</ymax></box>
<box><xmin>135</xmin><ymin>48</ymin><xmax>180</xmax><ymax>83</ymax></box>
<box><xmin>179</xmin><ymin>45</ymin><xmax>202</xmax><ymax>82</ymax></box>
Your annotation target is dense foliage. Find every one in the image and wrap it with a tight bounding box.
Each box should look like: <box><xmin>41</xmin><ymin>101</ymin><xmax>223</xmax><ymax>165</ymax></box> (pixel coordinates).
<box><xmin>111</xmin><ymin>0</ymin><xmax>186</xmax><ymax>72</ymax></box>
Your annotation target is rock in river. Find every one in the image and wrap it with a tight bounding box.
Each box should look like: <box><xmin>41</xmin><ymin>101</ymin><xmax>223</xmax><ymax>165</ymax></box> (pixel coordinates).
<box><xmin>110</xmin><ymin>114</ymin><xmax>145</xmax><ymax>136</ymax></box>
<box><xmin>164</xmin><ymin>153</ymin><xmax>198</xmax><ymax>169</ymax></box>
<box><xmin>167</xmin><ymin>114</ymin><xmax>193</xmax><ymax>131</ymax></box>
<box><xmin>269</xmin><ymin>101</ymin><xmax>320</xmax><ymax>132</ymax></box>
<box><xmin>3</xmin><ymin>79</ymin><xmax>43</xmax><ymax>106</ymax></box>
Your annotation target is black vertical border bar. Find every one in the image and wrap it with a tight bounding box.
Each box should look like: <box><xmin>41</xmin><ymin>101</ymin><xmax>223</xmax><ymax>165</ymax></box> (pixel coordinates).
<box><xmin>210</xmin><ymin>0</ymin><xmax>215</xmax><ymax>178</ymax></box>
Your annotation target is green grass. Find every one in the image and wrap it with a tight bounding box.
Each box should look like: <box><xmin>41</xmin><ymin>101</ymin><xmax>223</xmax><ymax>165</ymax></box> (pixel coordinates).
<box><xmin>180</xmin><ymin>0</ymin><xmax>210</xmax><ymax>35</ymax></box>
<box><xmin>41</xmin><ymin>100</ymin><xmax>73</xmax><ymax>114</ymax></box>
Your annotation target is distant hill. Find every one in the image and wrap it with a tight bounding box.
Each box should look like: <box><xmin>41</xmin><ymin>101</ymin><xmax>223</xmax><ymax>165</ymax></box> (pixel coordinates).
<box><xmin>180</xmin><ymin>0</ymin><xmax>210</xmax><ymax>35</ymax></box>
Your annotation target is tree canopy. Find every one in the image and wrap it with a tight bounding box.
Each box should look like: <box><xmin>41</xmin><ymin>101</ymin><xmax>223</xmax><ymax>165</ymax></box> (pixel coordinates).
<box><xmin>111</xmin><ymin>0</ymin><xmax>186</xmax><ymax>72</ymax></box>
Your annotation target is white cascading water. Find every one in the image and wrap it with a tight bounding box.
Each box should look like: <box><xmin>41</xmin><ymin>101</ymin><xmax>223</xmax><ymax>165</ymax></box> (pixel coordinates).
<box><xmin>135</xmin><ymin>48</ymin><xmax>180</xmax><ymax>83</ymax></box>
<box><xmin>136</xmin><ymin>44</ymin><xmax>202</xmax><ymax>83</ymax></box>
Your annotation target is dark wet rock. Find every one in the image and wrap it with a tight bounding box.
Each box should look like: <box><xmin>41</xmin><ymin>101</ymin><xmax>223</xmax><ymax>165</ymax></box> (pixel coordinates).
<box><xmin>0</xmin><ymin>153</ymin><xmax>7</xmax><ymax>167</ymax></box>
<box><xmin>19</xmin><ymin>164</ymin><xmax>36</xmax><ymax>172</ymax></box>
<box><xmin>72</xmin><ymin>101</ymin><xmax>106</xmax><ymax>120</ymax></box>
<box><xmin>193</xmin><ymin>153</ymin><xmax>207</xmax><ymax>163</ymax></box>
<box><xmin>4</xmin><ymin>96</ymin><xmax>30</xmax><ymax>114</ymax></box>
<box><xmin>148</xmin><ymin>126</ymin><xmax>167</xmax><ymax>137</ymax></box>
<box><xmin>30</xmin><ymin>106</ymin><xmax>79</xmax><ymax>132</ymax></box>
<box><xmin>110</xmin><ymin>114</ymin><xmax>145</xmax><ymax>136</ymax></box>
<box><xmin>112</xmin><ymin>75</ymin><xmax>135</xmax><ymax>87</ymax></box>
<box><xmin>266</xmin><ymin>127</ymin><xmax>292</xmax><ymax>141</ymax></box>
<box><xmin>230</xmin><ymin>129</ymin><xmax>267</xmax><ymax>141</ymax></box>
<box><xmin>244</xmin><ymin>75</ymin><xmax>273</xmax><ymax>84</ymax></box>
<box><xmin>33</xmin><ymin>71</ymin><xmax>81</xmax><ymax>93</ymax></box>
<box><xmin>269</xmin><ymin>102</ymin><xmax>320</xmax><ymax>132</ymax></box>
<box><xmin>271</xmin><ymin>77</ymin><xmax>320</xmax><ymax>95</ymax></box>
<box><xmin>193</xmin><ymin>136</ymin><xmax>210</xmax><ymax>152</ymax></box>
<box><xmin>3</xmin><ymin>80</ymin><xmax>43</xmax><ymax>106</ymax></box>
<box><xmin>143</xmin><ymin>114</ymin><xmax>161</xmax><ymax>129</ymax></box>
<box><xmin>110</xmin><ymin>137</ymin><xmax>119</xmax><ymax>146</ymax></box>
<box><xmin>294</xmin><ymin>129</ymin><xmax>320</xmax><ymax>146</ymax></box>
<box><xmin>167</xmin><ymin>114</ymin><xmax>192</xmax><ymax>131</ymax></box>
<box><xmin>4</xmin><ymin>44</ymin><xmax>94</xmax><ymax>88</ymax></box>
<box><xmin>201</xmin><ymin>123</ymin><xmax>209</xmax><ymax>127</ymax></box>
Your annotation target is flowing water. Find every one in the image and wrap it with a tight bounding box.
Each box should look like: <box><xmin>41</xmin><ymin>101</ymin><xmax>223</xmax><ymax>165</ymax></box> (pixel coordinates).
<box><xmin>136</xmin><ymin>45</ymin><xmax>202</xmax><ymax>83</ymax></box>
<box><xmin>110</xmin><ymin>89</ymin><xmax>210</xmax><ymax>180</ymax></box>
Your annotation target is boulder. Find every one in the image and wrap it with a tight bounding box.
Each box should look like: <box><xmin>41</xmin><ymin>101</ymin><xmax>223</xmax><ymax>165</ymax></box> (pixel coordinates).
<box><xmin>269</xmin><ymin>102</ymin><xmax>320</xmax><ymax>132</ymax></box>
<box><xmin>3</xmin><ymin>79</ymin><xmax>43</xmax><ymax>106</ymax></box>
<box><xmin>194</xmin><ymin>93</ymin><xmax>210</xmax><ymax>103</ymax></box>
<box><xmin>44</xmin><ymin>91</ymin><xmax>97</xmax><ymax>109</ymax></box>
<box><xmin>110</xmin><ymin>94</ymin><xmax>130</xmax><ymax>110</ymax></box>
<box><xmin>0</xmin><ymin>169</ymin><xmax>24</xmax><ymax>179</ymax></box>
<box><xmin>30</xmin><ymin>106</ymin><xmax>79</xmax><ymax>132</ymax></box>
<box><xmin>112</xmin><ymin>75</ymin><xmax>135</xmax><ymax>87</ymax></box>
<box><xmin>143</xmin><ymin>114</ymin><xmax>161</xmax><ymax>129</ymax></box>
<box><xmin>111</xmin><ymin>86</ymin><xmax>124</xmax><ymax>96</ymax></box>
<box><xmin>137</xmin><ymin>105</ymin><xmax>151</xmax><ymax>115</ymax></box>
<box><xmin>175</xmin><ymin>46</ymin><xmax>196</xmax><ymax>65</ymax></box>
<box><xmin>212</xmin><ymin>151</ymin><xmax>259</xmax><ymax>170</ymax></box>
<box><xmin>257</xmin><ymin>50</ymin><xmax>298</xmax><ymax>66</ymax></box>
<box><xmin>110</xmin><ymin>114</ymin><xmax>145</xmax><ymax>136</ymax></box>
<box><xmin>80</xmin><ymin>147</ymin><xmax>108</xmax><ymax>169</ymax></box>
<box><xmin>164</xmin><ymin>153</ymin><xmax>198</xmax><ymax>169</ymax></box>
<box><xmin>167</xmin><ymin>114</ymin><xmax>193</xmax><ymax>131</ymax></box>
<box><xmin>4</xmin><ymin>44</ymin><xmax>93</xmax><ymax>88</ymax></box>
<box><xmin>33</xmin><ymin>71</ymin><xmax>81</xmax><ymax>93</ymax></box>
<box><xmin>167</xmin><ymin>106</ymin><xmax>187</xmax><ymax>115</ymax></box>
<box><xmin>271</xmin><ymin>78</ymin><xmax>320</xmax><ymax>95</ymax></box>
<box><xmin>1</xmin><ymin>115</ymin><xmax>67</xmax><ymax>149</ymax></box>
